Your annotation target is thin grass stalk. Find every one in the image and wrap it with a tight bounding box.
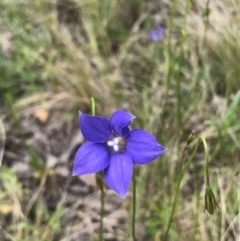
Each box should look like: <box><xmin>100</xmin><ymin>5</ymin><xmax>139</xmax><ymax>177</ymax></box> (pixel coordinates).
<box><xmin>4</xmin><ymin>93</ymin><xmax>41</xmax><ymax>170</ymax></box>
<box><xmin>192</xmin><ymin>189</ymin><xmax>200</xmax><ymax>241</ymax></box>
<box><xmin>175</xmin><ymin>0</ymin><xmax>191</xmax><ymax>131</ymax></box>
<box><xmin>131</xmin><ymin>170</ymin><xmax>136</xmax><ymax>241</ymax></box>
<box><xmin>210</xmin><ymin>90</ymin><xmax>240</xmax><ymax>163</ymax></box>
<box><xmin>164</xmin><ymin>0</ymin><xmax>178</xmax><ymax>88</ymax></box>
<box><xmin>162</xmin><ymin>0</ymin><xmax>179</xmax><ymax>137</ymax></box>
<box><xmin>162</xmin><ymin>136</ymin><xmax>210</xmax><ymax>240</ymax></box>
<box><xmin>226</xmin><ymin>71</ymin><xmax>232</xmax><ymax>106</ymax></box>
<box><xmin>0</xmin><ymin>119</ymin><xmax>5</xmax><ymax>167</ymax></box>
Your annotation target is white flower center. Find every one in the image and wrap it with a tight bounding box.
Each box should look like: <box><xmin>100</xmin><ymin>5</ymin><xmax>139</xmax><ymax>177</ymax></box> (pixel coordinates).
<box><xmin>107</xmin><ymin>137</ymin><xmax>125</xmax><ymax>152</ymax></box>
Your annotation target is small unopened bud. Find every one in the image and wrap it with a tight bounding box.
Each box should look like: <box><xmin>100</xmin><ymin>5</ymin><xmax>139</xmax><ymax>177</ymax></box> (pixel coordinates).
<box><xmin>204</xmin><ymin>186</ymin><xmax>219</xmax><ymax>215</ymax></box>
<box><xmin>186</xmin><ymin>130</ymin><xmax>195</xmax><ymax>146</ymax></box>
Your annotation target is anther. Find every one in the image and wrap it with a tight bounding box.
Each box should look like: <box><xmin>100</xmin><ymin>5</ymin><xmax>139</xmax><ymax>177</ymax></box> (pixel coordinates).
<box><xmin>107</xmin><ymin>141</ymin><xmax>114</xmax><ymax>146</ymax></box>
<box><xmin>113</xmin><ymin>145</ymin><xmax>119</xmax><ymax>152</ymax></box>
<box><xmin>113</xmin><ymin>137</ymin><xmax>120</xmax><ymax>145</ymax></box>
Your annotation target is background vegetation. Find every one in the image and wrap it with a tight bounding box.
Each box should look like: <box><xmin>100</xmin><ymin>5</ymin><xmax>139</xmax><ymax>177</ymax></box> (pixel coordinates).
<box><xmin>0</xmin><ymin>0</ymin><xmax>240</xmax><ymax>240</ymax></box>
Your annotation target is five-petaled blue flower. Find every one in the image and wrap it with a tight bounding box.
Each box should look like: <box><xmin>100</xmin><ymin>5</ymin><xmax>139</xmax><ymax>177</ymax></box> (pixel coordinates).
<box><xmin>149</xmin><ymin>26</ymin><xmax>165</xmax><ymax>42</ymax></box>
<box><xmin>73</xmin><ymin>110</ymin><xmax>166</xmax><ymax>198</ymax></box>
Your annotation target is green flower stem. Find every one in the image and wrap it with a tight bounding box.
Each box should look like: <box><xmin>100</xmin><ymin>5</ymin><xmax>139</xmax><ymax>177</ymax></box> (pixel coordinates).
<box><xmin>200</xmin><ymin>137</ymin><xmax>210</xmax><ymax>186</ymax></box>
<box><xmin>90</xmin><ymin>97</ymin><xmax>104</xmax><ymax>241</ymax></box>
<box><xmin>162</xmin><ymin>136</ymin><xmax>209</xmax><ymax>240</ymax></box>
<box><xmin>132</xmin><ymin>170</ymin><xmax>136</xmax><ymax>241</ymax></box>
<box><xmin>180</xmin><ymin>145</ymin><xmax>188</xmax><ymax>171</ymax></box>
<box><xmin>90</xmin><ymin>97</ymin><xmax>95</xmax><ymax>116</ymax></box>
<box><xmin>99</xmin><ymin>178</ymin><xmax>105</xmax><ymax>241</ymax></box>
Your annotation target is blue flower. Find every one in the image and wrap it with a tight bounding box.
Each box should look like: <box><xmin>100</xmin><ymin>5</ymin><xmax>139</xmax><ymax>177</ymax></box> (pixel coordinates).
<box><xmin>149</xmin><ymin>26</ymin><xmax>165</xmax><ymax>42</ymax></box>
<box><xmin>73</xmin><ymin>110</ymin><xmax>166</xmax><ymax>198</ymax></box>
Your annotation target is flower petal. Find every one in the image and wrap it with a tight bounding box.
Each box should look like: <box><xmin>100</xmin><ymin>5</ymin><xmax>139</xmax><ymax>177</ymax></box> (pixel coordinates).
<box><xmin>126</xmin><ymin>129</ymin><xmax>166</xmax><ymax>164</ymax></box>
<box><xmin>110</xmin><ymin>110</ymin><xmax>135</xmax><ymax>136</ymax></box>
<box><xmin>149</xmin><ymin>31</ymin><xmax>158</xmax><ymax>41</ymax></box>
<box><xmin>80</xmin><ymin>112</ymin><xmax>112</xmax><ymax>142</ymax></box>
<box><xmin>73</xmin><ymin>142</ymin><xmax>110</xmax><ymax>175</ymax></box>
<box><xmin>156</xmin><ymin>26</ymin><xmax>164</xmax><ymax>36</ymax></box>
<box><xmin>149</xmin><ymin>26</ymin><xmax>164</xmax><ymax>42</ymax></box>
<box><xmin>104</xmin><ymin>153</ymin><xmax>133</xmax><ymax>198</ymax></box>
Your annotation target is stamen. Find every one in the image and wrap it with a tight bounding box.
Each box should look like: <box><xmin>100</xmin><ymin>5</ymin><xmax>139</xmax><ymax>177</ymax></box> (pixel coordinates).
<box><xmin>113</xmin><ymin>145</ymin><xmax>119</xmax><ymax>152</ymax></box>
<box><xmin>113</xmin><ymin>137</ymin><xmax>120</xmax><ymax>145</ymax></box>
<box><xmin>107</xmin><ymin>136</ymin><xmax>125</xmax><ymax>152</ymax></box>
<box><xmin>107</xmin><ymin>141</ymin><xmax>114</xmax><ymax>146</ymax></box>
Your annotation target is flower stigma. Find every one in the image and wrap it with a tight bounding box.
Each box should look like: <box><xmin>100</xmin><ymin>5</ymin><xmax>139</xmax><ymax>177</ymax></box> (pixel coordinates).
<box><xmin>107</xmin><ymin>136</ymin><xmax>125</xmax><ymax>153</ymax></box>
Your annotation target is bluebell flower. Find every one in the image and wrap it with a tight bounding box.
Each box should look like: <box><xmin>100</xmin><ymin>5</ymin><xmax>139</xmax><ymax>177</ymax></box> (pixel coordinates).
<box><xmin>149</xmin><ymin>26</ymin><xmax>165</xmax><ymax>42</ymax></box>
<box><xmin>73</xmin><ymin>110</ymin><xmax>166</xmax><ymax>198</ymax></box>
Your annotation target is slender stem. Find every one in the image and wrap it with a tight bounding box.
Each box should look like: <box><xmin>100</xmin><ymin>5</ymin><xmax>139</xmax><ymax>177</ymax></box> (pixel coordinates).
<box><xmin>90</xmin><ymin>97</ymin><xmax>95</xmax><ymax>116</ymax></box>
<box><xmin>99</xmin><ymin>182</ymin><xmax>104</xmax><ymax>241</ymax></box>
<box><xmin>162</xmin><ymin>137</ymin><xmax>208</xmax><ymax>240</ymax></box>
<box><xmin>132</xmin><ymin>170</ymin><xmax>136</xmax><ymax>241</ymax></box>
<box><xmin>90</xmin><ymin>97</ymin><xmax>104</xmax><ymax>240</ymax></box>
<box><xmin>180</xmin><ymin>145</ymin><xmax>188</xmax><ymax>170</ymax></box>
<box><xmin>200</xmin><ymin>137</ymin><xmax>210</xmax><ymax>186</ymax></box>
<box><xmin>0</xmin><ymin>119</ymin><xmax>5</xmax><ymax>167</ymax></box>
